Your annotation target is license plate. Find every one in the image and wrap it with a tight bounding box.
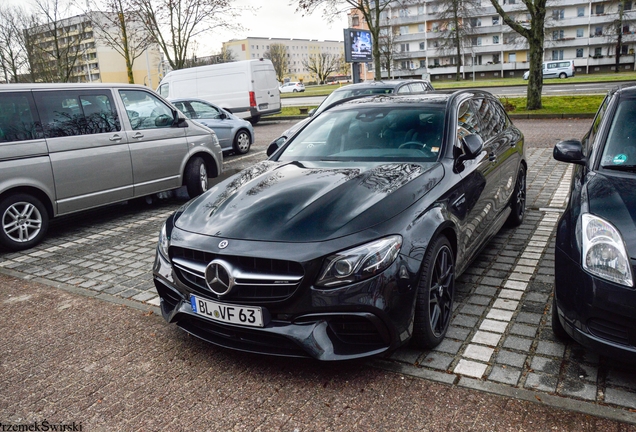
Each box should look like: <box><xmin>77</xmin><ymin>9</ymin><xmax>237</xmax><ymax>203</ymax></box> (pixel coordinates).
<box><xmin>258</xmin><ymin>103</ymin><xmax>268</xmax><ymax>110</ymax></box>
<box><xmin>190</xmin><ymin>295</ymin><xmax>264</xmax><ymax>327</ymax></box>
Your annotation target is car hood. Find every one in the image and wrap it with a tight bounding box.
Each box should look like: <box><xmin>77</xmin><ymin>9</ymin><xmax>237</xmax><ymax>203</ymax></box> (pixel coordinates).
<box><xmin>587</xmin><ymin>172</ymin><xmax>636</xmax><ymax>255</ymax></box>
<box><xmin>175</xmin><ymin>160</ymin><xmax>443</xmax><ymax>242</ymax></box>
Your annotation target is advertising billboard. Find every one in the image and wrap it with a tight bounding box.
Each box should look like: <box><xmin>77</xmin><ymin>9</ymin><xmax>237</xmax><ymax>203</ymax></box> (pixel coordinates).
<box><xmin>344</xmin><ymin>29</ymin><xmax>373</xmax><ymax>63</ymax></box>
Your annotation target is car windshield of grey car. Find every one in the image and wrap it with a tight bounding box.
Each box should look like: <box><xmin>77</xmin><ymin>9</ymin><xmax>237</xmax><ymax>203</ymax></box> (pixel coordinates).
<box><xmin>276</xmin><ymin>106</ymin><xmax>444</xmax><ymax>162</ymax></box>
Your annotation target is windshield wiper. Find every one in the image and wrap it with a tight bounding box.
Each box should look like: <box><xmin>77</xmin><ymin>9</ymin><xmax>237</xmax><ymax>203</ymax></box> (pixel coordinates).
<box><xmin>602</xmin><ymin>164</ymin><xmax>636</xmax><ymax>172</ymax></box>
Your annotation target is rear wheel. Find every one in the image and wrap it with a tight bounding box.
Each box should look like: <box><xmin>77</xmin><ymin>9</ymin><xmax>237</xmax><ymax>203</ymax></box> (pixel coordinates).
<box><xmin>551</xmin><ymin>295</ymin><xmax>570</xmax><ymax>341</ymax></box>
<box><xmin>249</xmin><ymin>116</ymin><xmax>260</xmax><ymax>125</ymax></box>
<box><xmin>233</xmin><ymin>129</ymin><xmax>251</xmax><ymax>154</ymax></box>
<box><xmin>506</xmin><ymin>165</ymin><xmax>526</xmax><ymax>227</ymax></box>
<box><xmin>0</xmin><ymin>193</ymin><xmax>49</xmax><ymax>251</ymax></box>
<box><xmin>559</xmin><ymin>72</ymin><xmax>567</xmax><ymax>79</ymax></box>
<box><xmin>412</xmin><ymin>235</ymin><xmax>455</xmax><ymax>349</ymax></box>
<box><xmin>185</xmin><ymin>157</ymin><xmax>208</xmax><ymax>198</ymax></box>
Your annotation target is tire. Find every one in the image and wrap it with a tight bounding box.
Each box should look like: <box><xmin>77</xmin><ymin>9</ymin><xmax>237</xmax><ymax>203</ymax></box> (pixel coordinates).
<box><xmin>412</xmin><ymin>235</ymin><xmax>455</xmax><ymax>349</ymax></box>
<box><xmin>506</xmin><ymin>164</ymin><xmax>526</xmax><ymax>227</ymax></box>
<box><xmin>248</xmin><ymin>116</ymin><xmax>260</xmax><ymax>125</ymax></box>
<box><xmin>233</xmin><ymin>129</ymin><xmax>252</xmax><ymax>155</ymax></box>
<box><xmin>551</xmin><ymin>295</ymin><xmax>570</xmax><ymax>341</ymax></box>
<box><xmin>184</xmin><ymin>157</ymin><xmax>209</xmax><ymax>198</ymax></box>
<box><xmin>293</xmin><ymin>89</ymin><xmax>298</xmax><ymax>92</ymax></box>
<box><xmin>0</xmin><ymin>193</ymin><xmax>49</xmax><ymax>251</ymax></box>
<box><xmin>559</xmin><ymin>72</ymin><xmax>567</xmax><ymax>79</ymax></box>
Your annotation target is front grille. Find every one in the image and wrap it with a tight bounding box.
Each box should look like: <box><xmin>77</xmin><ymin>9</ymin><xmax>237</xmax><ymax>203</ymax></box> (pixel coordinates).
<box><xmin>588</xmin><ymin>318</ymin><xmax>631</xmax><ymax>346</ymax></box>
<box><xmin>171</xmin><ymin>246</ymin><xmax>304</xmax><ymax>303</ymax></box>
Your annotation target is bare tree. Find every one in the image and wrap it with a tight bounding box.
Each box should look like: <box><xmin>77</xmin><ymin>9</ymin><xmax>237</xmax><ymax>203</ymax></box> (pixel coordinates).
<box><xmin>302</xmin><ymin>52</ymin><xmax>341</xmax><ymax>84</ymax></box>
<box><xmin>433</xmin><ymin>0</ymin><xmax>483</xmax><ymax>81</ymax></box>
<box><xmin>133</xmin><ymin>0</ymin><xmax>242</xmax><ymax>71</ymax></box>
<box><xmin>87</xmin><ymin>1</ymin><xmax>153</xmax><ymax>84</ymax></box>
<box><xmin>0</xmin><ymin>5</ymin><xmax>30</xmax><ymax>83</ymax></box>
<box><xmin>377</xmin><ymin>26</ymin><xmax>398</xmax><ymax>79</ymax></box>
<box><xmin>603</xmin><ymin>0</ymin><xmax>635</xmax><ymax>73</ymax></box>
<box><xmin>264</xmin><ymin>43</ymin><xmax>288</xmax><ymax>82</ymax></box>
<box><xmin>25</xmin><ymin>0</ymin><xmax>90</xmax><ymax>83</ymax></box>
<box><xmin>490</xmin><ymin>0</ymin><xmax>547</xmax><ymax>110</ymax></box>
<box><xmin>296</xmin><ymin>0</ymin><xmax>415</xmax><ymax>81</ymax></box>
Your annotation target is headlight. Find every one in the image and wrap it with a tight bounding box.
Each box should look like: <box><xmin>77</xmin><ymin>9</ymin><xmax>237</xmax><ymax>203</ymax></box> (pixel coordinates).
<box><xmin>158</xmin><ymin>222</ymin><xmax>170</xmax><ymax>261</ymax></box>
<box><xmin>316</xmin><ymin>235</ymin><xmax>402</xmax><ymax>288</ymax></box>
<box><xmin>582</xmin><ymin>213</ymin><xmax>633</xmax><ymax>287</ymax></box>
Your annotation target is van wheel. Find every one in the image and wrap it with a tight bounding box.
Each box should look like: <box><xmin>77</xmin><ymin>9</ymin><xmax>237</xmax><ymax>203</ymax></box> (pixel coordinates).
<box><xmin>0</xmin><ymin>193</ymin><xmax>49</xmax><ymax>251</ymax></box>
<box><xmin>412</xmin><ymin>235</ymin><xmax>455</xmax><ymax>349</ymax></box>
<box><xmin>506</xmin><ymin>165</ymin><xmax>526</xmax><ymax>227</ymax></box>
<box><xmin>559</xmin><ymin>72</ymin><xmax>567</xmax><ymax>79</ymax></box>
<box><xmin>249</xmin><ymin>116</ymin><xmax>260</xmax><ymax>125</ymax></box>
<box><xmin>233</xmin><ymin>130</ymin><xmax>251</xmax><ymax>155</ymax></box>
<box><xmin>185</xmin><ymin>157</ymin><xmax>209</xmax><ymax>198</ymax></box>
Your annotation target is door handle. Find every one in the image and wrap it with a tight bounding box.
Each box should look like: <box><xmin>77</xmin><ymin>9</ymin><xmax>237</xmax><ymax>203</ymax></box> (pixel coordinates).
<box><xmin>489</xmin><ymin>152</ymin><xmax>497</xmax><ymax>162</ymax></box>
<box><xmin>132</xmin><ymin>132</ymin><xmax>144</xmax><ymax>139</ymax></box>
<box><xmin>109</xmin><ymin>134</ymin><xmax>122</xmax><ymax>141</ymax></box>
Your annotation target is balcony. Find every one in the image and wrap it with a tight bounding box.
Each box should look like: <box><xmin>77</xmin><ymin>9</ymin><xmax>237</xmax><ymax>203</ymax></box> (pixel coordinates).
<box><xmin>388</xmin><ymin>15</ymin><xmax>426</xmax><ymax>26</ymax></box>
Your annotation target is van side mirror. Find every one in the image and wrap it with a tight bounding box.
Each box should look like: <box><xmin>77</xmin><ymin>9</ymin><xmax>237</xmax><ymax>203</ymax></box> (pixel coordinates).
<box><xmin>219</xmin><ymin>112</ymin><xmax>227</xmax><ymax>120</ymax></box>
<box><xmin>554</xmin><ymin>139</ymin><xmax>586</xmax><ymax>165</ymax></box>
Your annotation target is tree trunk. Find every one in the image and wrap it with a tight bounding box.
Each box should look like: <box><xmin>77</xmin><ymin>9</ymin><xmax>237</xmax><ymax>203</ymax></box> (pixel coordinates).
<box><xmin>527</xmin><ymin>34</ymin><xmax>544</xmax><ymax>110</ymax></box>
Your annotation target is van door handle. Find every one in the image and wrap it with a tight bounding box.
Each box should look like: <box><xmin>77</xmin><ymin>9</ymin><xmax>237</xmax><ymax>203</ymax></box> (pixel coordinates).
<box><xmin>109</xmin><ymin>134</ymin><xmax>122</xmax><ymax>141</ymax></box>
<box><xmin>132</xmin><ymin>132</ymin><xmax>144</xmax><ymax>139</ymax></box>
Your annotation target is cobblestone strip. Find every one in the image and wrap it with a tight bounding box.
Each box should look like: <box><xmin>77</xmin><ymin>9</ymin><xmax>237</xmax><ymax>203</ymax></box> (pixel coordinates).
<box><xmin>453</xmin><ymin>212</ymin><xmax>560</xmax><ymax>379</ymax></box>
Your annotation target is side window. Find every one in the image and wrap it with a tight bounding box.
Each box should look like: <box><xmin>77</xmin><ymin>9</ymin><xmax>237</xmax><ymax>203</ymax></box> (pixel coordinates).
<box><xmin>397</xmin><ymin>85</ymin><xmax>411</xmax><ymax>94</ymax></box>
<box><xmin>34</xmin><ymin>90</ymin><xmax>119</xmax><ymax>138</ymax></box>
<box><xmin>118</xmin><ymin>90</ymin><xmax>174</xmax><ymax>130</ymax></box>
<box><xmin>0</xmin><ymin>92</ymin><xmax>40</xmax><ymax>142</ymax></box>
<box><xmin>474</xmin><ymin>98</ymin><xmax>507</xmax><ymax>141</ymax></box>
<box><xmin>408</xmin><ymin>82</ymin><xmax>426</xmax><ymax>93</ymax></box>
<box><xmin>189</xmin><ymin>101</ymin><xmax>221</xmax><ymax>119</ymax></box>
<box><xmin>457</xmin><ymin>100</ymin><xmax>481</xmax><ymax>142</ymax></box>
<box><xmin>158</xmin><ymin>83</ymin><xmax>169</xmax><ymax>98</ymax></box>
<box><xmin>585</xmin><ymin>94</ymin><xmax>610</xmax><ymax>155</ymax></box>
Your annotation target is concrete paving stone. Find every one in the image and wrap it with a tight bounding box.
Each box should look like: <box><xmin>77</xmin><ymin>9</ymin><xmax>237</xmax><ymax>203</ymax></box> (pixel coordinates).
<box><xmin>118</xmin><ymin>289</ymin><xmax>141</xmax><ymax>299</ymax></box>
<box><xmin>479</xmin><ymin>319</ymin><xmax>508</xmax><ymax>334</ymax></box>
<box><xmin>508</xmin><ymin>272</ymin><xmax>532</xmax><ymax>282</ymax></box>
<box><xmin>510</xmin><ymin>323</ymin><xmax>538</xmax><ymax>338</ymax></box>
<box><xmin>605</xmin><ymin>368</ymin><xmax>636</xmax><ymax>390</ymax></box>
<box><xmin>454</xmin><ymin>359</ymin><xmax>487</xmax><ymax>378</ymax></box>
<box><xmin>517</xmin><ymin>259</ymin><xmax>539</xmax><ymax>267</ymax></box>
<box><xmin>125</xmin><ymin>270</ymin><xmax>146</xmax><ymax>278</ymax></box>
<box><xmin>564</xmin><ymin>362</ymin><xmax>598</xmax><ymax>383</ymax></box>
<box><xmin>515</xmin><ymin>312</ymin><xmax>543</xmax><ymax>325</ymax></box>
<box><xmin>520</xmin><ymin>301</ymin><xmax>545</xmax><ymax>314</ymax></box>
<box><xmin>524</xmin><ymin>372</ymin><xmax>558</xmax><ymax>393</ymax></box>
<box><xmin>131</xmin><ymin>291</ymin><xmax>158</xmax><ymax>302</ymax></box>
<box><xmin>568</xmin><ymin>344</ymin><xmax>600</xmax><ymax>365</ymax></box>
<box><xmin>496</xmin><ymin>350</ymin><xmax>527</xmax><ymax>368</ymax></box>
<box><xmin>530</xmin><ymin>356</ymin><xmax>561</xmax><ymax>374</ymax></box>
<box><xmin>503</xmin><ymin>336</ymin><xmax>533</xmax><ymax>352</ymax></box>
<box><xmin>527</xmin><ymin>281</ymin><xmax>553</xmax><ymax>293</ymax></box>
<box><xmin>499</xmin><ymin>289</ymin><xmax>523</xmax><ymax>300</ymax></box>
<box><xmin>418</xmin><ymin>352</ymin><xmax>454</xmax><ymax>371</ymax></box>
<box><xmin>494</xmin><ymin>257</ymin><xmax>516</xmax><ymax>264</ymax></box>
<box><xmin>89</xmin><ymin>284</ymin><xmax>112</xmax><ymax>292</ymax></box>
<box><xmin>463</xmin><ymin>344</ymin><xmax>494</xmax><ymax>362</ymax></box>
<box><xmin>84</xmin><ymin>271</ymin><xmax>104</xmax><ymax>279</ymax></box>
<box><xmin>104</xmin><ymin>285</ymin><xmax>128</xmax><ymax>295</ymax></box>
<box><xmin>534</xmin><ymin>274</ymin><xmax>555</xmax><ymax>284</ymax></box>
<box><xmin>488</xmin><ymin>366</ymin><xmax>521</xmax><ymax>386</ymax></box>
<box><xmin>80</xmin><ymin>280</ymin><xmax>100</xmax><ymax>288</ymax></box>
<box><xmin>471</xmin><ymin>331</ymin><xmax>502</xmax><ymax>347</ymax></box>
<box><xmin>604</xmin><ymin>387</ymin><xmax>636</xmax><ymax>409</ymax></box>
<box><xmin>535</xmin><ymin>340</ymin><xmax>566</xmax><ymax>357</ymax></box>
<box><xmin>486</xmin><ymin>308</ymin><xmax>514</xmax><ymax>322</ymax></box>
<box><xmin>451</xmin><ymin>314</ymin><xmax>479</xmax><ymax>328</ymax></box>
<box><xmin>500</xmin><ymin>250</ymin><xmax>521</xmax><ymax>258</ymax></box>
<box><xmin>446</xmin><ymin>326</ymin><xmax>471</xmax><ymax>341</ymax></box>
<box><xmin>480</xmin><ymin>277</ymin><xmax>504</xmax><ymax>287</ymax></box>
<box><xmin>474</xmin><ymin>286</ymin><xmax>498</xmax><ymax>297</ymax></box>
<box><xmin>484</xmin><ymin>270</ymin><xmax>510</xmax><ymax>280</ymax></box>
<box><xmin>492</xmin><ymin>298</ymin><xmax>519</xmax><ymax>311</ymax></box>
<box><xmin>521</xmin><ymin>252</ymin><xmax>543</xmax><ymax>260</ymax></box>
<box><xmin>513</xmin><ymin>265</ymin><xmax>536</xmax><ymax>275</ymax></box>
<box><xmin>433</xmin><ymin>338</ymin><xmax>462</xmax><ymax>355</ymax></box>
<box><xmin>66</xmin><ymin>278</ymin><xmax>86</xmax><ymax>285</ymax></box>
<box><xmin>460</xmin><ymin>304</ymin><xmax>487</xmax><ymax>316</ymax></box>
<box><xmin>524</xmin><ymin>292</ymin><xmax>550</xmax><ymax>303</ymax></box>
<box><xmin>559</xmin><ymin>380</ymin><xmax>596</xmax><ymax>401</ymax></box>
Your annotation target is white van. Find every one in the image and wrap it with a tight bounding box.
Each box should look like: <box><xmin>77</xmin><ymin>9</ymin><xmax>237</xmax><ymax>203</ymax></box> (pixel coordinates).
<box><xmin>523</xmin><ymin>60</ymin><xmax>575</xmax><ymax>80</ymax></box>
<box><xmin>157</xmin><ymin>59</ymin><xmax>281</xmax><ymax>124</ymax></box>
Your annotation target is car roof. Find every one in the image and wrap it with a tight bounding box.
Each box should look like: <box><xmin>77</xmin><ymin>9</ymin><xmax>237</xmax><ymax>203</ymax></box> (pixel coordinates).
<box><xmin>0</xmin><ymin>83</ymin><xmax>153</xmax><ymax>91</ymax></box>
<box><xmin>332</xmin><ymin>79</ymin><xmax>431</xmax><ymax>92</ymax></box>
<box><xmin>326</xmin><ymin>89</ymin><xmax>496</xmax><ymax>110</ymax></box>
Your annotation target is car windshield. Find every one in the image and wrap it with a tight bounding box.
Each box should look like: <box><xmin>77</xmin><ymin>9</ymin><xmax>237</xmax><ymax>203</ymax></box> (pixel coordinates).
<box><xmin>600</xmin><ymin>98</ymin><xmax>636</xmax><ymax>172</ymax></box>
<box><xmin>315</xmin><ymin>86</ymin><xmax>394</xmax><ymax>115</ymax></box>
<box><xmin>276</xmin><ymin>105</ymin><xmax>445</xmax><ymax>163</ymax></box>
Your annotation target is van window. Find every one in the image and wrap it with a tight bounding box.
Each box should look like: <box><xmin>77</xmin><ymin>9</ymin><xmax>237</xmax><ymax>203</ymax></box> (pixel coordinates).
<box><xmin>119</xmin><ymin>90</ymin><xmax>174</xmax><ymax>130</ymax></box>
<box><xmin>34</xmin><ymin>91</ymin><xmax>120</xmax><ymax>138</ymax></box>
<box><xmin>0</xmin><ymin>92</ymin><xmax>40</xmax><ymax>142</ymax></box>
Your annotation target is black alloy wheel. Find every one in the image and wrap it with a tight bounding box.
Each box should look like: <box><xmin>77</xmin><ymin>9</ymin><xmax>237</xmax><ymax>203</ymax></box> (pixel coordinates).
<box><xmin>506</xmin><ymin>165</ymin><xmax>526</xmax><ymax>227</ymax></box>
<box><xmin>412</xmin><ymin>235</ymin><xmax>455</xmax><ymax>349</ymax></box>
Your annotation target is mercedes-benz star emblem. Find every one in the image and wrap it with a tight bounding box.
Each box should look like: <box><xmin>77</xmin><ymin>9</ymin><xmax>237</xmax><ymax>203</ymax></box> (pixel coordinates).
<box><xmin>204</xmin><ymin>259</ymin><xmax>234</xmax><ymax>296</ymax></box>
<box><xmin>218</xmin><ymin>240</ymin><xmax>228</xmax><ymax>249</ymax></box>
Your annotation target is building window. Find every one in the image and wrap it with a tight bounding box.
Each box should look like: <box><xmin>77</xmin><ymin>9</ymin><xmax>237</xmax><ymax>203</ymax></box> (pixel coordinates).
<box><xmin>594</xmin><ymin>47</ymin><xmax>602</xmax><ymax>56</ymax></box>
<box><xmin>420</xmin><ymin>60</ymin><xmax>426</xmax><ymax>68</ymax></box>
<box><xmin>509</xmin><ymin>52</ymin><xmax>516</xmax><ymax>62</ymax></box>
<box><xmin>493</xmin><ymin>35</ymin><xmax>499</xmax><ymax>44</ymax></box>
<box><xmin>470</xmin><ymin>18</ymin><xmax>481</xmax><ymax>27</ymax></box>
<box><xmin>418</xmin><ymin>24</ymin><xmax>425</xmax><ymax>32</ymax></box>
<box><xmin>400</xmin><ymin>26</ymin><xmax>409</xmax><ymax>35</ymax></box>
<box><xmin>595</xmin><ymin>4</ymin><xmax>604</xmax><ymax>14</ymax></box>
<box><xmin>626</xmin><ymin>1</ymin><xmax>633</xmax><ymax>10</ymax></box>
<box><xmin>433</xmin><ymin>58</ymin><xmax>440</xmax><ymax>66</ymax></box>
<box><xmin>492</xmin><ymin>16</ymin><xmax>499</xmax><ymax>25</ymax></box>
<box><xmin>352</xmin><ymin>15</ymin><xmax>359</xmax><ymax>26</ymax></box>
<box><xmin>576</xmin><ymin>48</ymin><xmax>584</xmax><ymax>57</ymax></box>
<box><xmin>418</xmin><ymin>5</ymin><xmax>424</xmax><ymax>14</ymax></box>
<box><xmin>577</xmin><ymin>7</ymin><xmax>585</xmax><ymax>17</ymax></box>
<box><xmin>399</xmin><ymin>8</ymin><xmax>409</xmax><ymax>17</ymax></box>
<box><xmin>471</xmin><ymin>37</ymin><xmax>482</xmax><ymax>46</ymax></box>
<box><xmin>552</xmin><ymin>50</ymin><xmax>564</xmax><ymax>60</ymax></box>
<box><xmin>595</xmin><ymin>27</ymin><xmax>603</xmax><ymax>36</ymax></box>
<box><xmin>577</xmin><ymin>28</ymin><xmax>584</xmax><ymax>37</ymax></box>
<box><xmin>493</xmin><ymin>53</ymin><xmax>500</xmax><ymax>63</ymax></box>
<box><xmin>552</xmin><ymin>9</ymin><xmax>564</xmax><ymax>20</ymax></box>
<box><xmin>400</xmin><ymin>43</ymin><xmax>409</xmax><ymax>52</ymax></box>
<box><xmin>552</xmin><ymin>30</ymin><xmax>564</xmax><ymax>40</ymax></box>
<box><xmin>419</xmin><ymin>42</ymin><xmax>425</xmax><ymax>50</ymax></box>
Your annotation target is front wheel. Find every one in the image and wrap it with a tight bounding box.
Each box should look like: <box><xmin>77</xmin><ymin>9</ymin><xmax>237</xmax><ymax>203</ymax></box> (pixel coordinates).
<box><xmin>233</xmin><ymin>130</ymin><xmax>251</xmax><ymax>154</ymax></box>
<box><xmin>506</xmin><ymin>165</ymin><xmax>526</xmax><ymax>227</ymax></box>
<box><xmin>185</xmin><ymin>157</ymin><xmax>209</xmax><ymax>198</ymax></box>
<box><xmin>0</xmin><ymin>193</ymin><xmax>49</xmax><ymax>251</ymax></box>
<box><xmin>412</xmin><ymin>235</ymin><xmax>455</xmax><ymax>349</ymax></box>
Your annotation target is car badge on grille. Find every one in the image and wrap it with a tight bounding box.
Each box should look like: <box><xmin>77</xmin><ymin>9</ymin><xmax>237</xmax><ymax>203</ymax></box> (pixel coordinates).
<box><xmin>204</xmin><ymin>259</ymin><xmax>234</xmax><ymax>296</ymax></box>
<box><xmin>218</xmin><ymin>240</ymin><xmax>228</xmax><ymax>249</ymax></box>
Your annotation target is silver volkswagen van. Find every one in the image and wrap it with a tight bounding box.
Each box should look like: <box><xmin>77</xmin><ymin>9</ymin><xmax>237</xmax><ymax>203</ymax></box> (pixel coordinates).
<box><xmin>0</xmin><ymin>83</ymin><xmax>223</xmax><ymax>251</ymax></box>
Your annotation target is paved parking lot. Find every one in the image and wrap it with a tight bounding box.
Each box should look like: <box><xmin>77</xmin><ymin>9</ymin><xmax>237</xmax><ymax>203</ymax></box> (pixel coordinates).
<box><xmin>1</xmin><ymin>118</ymin><xmax>635</xmax><ymax>425</ymax></box>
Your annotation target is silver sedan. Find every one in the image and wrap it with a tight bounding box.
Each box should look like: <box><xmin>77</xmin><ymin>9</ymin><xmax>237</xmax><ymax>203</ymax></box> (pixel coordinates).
<box><xmin>170</xmin><ymin>98</ymin><xmax>254</xmax><ymax>154</ymax></box>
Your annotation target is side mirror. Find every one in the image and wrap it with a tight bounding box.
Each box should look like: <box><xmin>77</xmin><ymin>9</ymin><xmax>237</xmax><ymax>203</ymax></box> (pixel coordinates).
<box><xmin>155</xmin><ymin>114</ymin><xmax>173</xmax><ymax>127</ymax></box>
<box><xmin>308</xmin><ymin>108</ymin><xmax>316</xmax><ymax>117</ymax></box>
<box><xmin>554</xmin><ymin>139</ymin><xmax>586</xmax><ymax>165</ymax></box>
<box><xmin>219</xmin><ymin>112</ymin><xmax>227</xmax><ymax>120</ymax></box>
<box><xmin>461</xmin><ymin>134</ymin><xmax>484</xmax><ymax>160</ymax></box>
<box><xmin>267</xmin><ymin>136</ymin><xmax>287</xmax><ymax>157</ymax></box>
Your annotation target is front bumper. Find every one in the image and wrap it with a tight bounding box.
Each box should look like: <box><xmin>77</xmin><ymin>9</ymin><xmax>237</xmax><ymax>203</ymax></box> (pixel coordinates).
<box><xmin>153</xmin><ymin>241</ymin><xmax>419</xmax><ymax>361</ymax></box>
<box><xmin>554</xmin><ymin>245</ymin><xmax>636</xmax><ymax>361</ymax></box>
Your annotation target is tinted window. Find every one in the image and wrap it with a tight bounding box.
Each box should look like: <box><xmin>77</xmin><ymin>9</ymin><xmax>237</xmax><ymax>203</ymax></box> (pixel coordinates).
<box><xmin>457</xmin><ymin>100</ymin><xmax>481</xmax><ymax>141</ymax></box>
<box><xmin>0</xmin><ymin>92</ymin><xmax>40</xmax><ymax>142</ymax></box>
<box><xmin>119</xmin><ymin>90</ymin><xmax>174</xmax><ymax>130</ymax></box>
<box><xmin>585</xmin><ymin>94</ymin><xmax>610</xmax><ymax>156</ymax></box>
<box><xmin>34</xmin><ymin>90</ymin><xmax>120</xmax><ymax>138</ymax></box>
<box><xmin>189</xmin><ymin>101</ymin><xmax>222</xmax><ymax>119</ymax></box>
<box><xmin>408</xmin><ymin>82</ymin><xmax>426</xmax><ymax>93</ymax></box>
<box><xmin>473</xmin><ymin>98</ymin><xmax>507</xmax><ymax>140</ymax></box>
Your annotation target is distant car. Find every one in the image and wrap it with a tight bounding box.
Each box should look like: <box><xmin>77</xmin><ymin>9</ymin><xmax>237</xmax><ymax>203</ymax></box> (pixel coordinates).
<box><xmin>153</xmin><ymin>89</ymin><xmax>526</xmax><ymax>360</ymax></box>
<box><xmin>279</xmin><ymin>82</ymin><xmax>305</xmax><ymax>93</ymax></box>
<box><xmin>552</xmin><ymin>85</ymin><xmax>636</xmax><ymax>361</ymax></box>
<box><xmin>170</xmin><ymin>98</ymin><xmax>254</xmax><ymax>155</ymax></box>
<box><xmin>523</xmin><ymin>60</ymin><xmax>575</xmax><ymax>80</ymax></box>
<box><xmin>271</xmin><ymin>79</ymin><xmax>435</xmax><ymax>147</ymax></box>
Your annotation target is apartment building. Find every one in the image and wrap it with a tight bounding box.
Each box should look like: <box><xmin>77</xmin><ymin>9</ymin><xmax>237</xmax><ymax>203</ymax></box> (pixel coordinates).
<box><xmin>380</xmin><ymin>0</ymin><xmax>636</xmax><ymax>81</ymax></box>
<box><xmin>25</xmin><ymin>12</ymin><xmax>162</xmax><ymax>86</ymax></box>
<box><xmin>223</xmin><ymin>37</ymin><xmax>344</xmax><ymax>82</ymax></box>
